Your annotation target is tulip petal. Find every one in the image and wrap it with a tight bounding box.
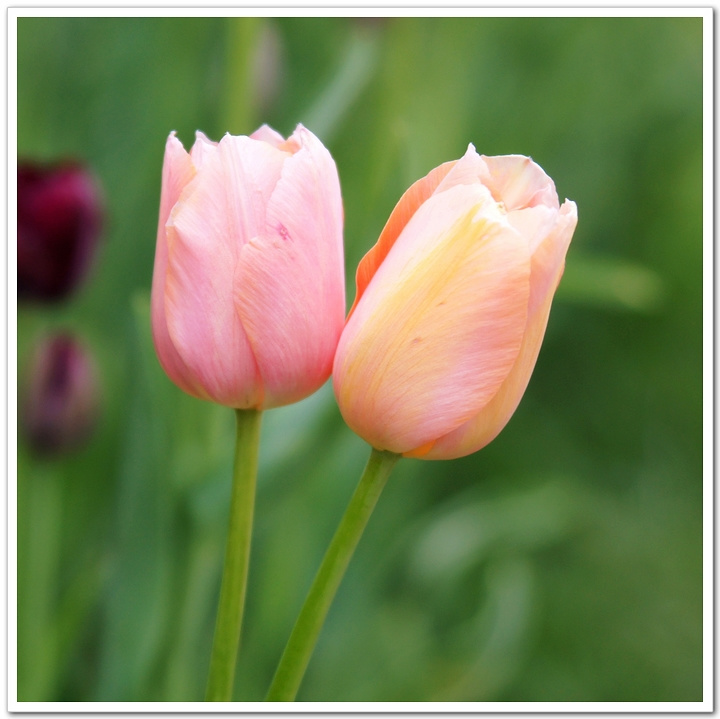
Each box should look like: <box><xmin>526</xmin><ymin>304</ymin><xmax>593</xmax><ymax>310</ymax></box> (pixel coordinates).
<box><xmin>163</xmin><ymin>134</ymin><xmax>290</xmax><ymax>407</ymax></box>
<box><xmin>426</xmin><ymin>201</ymin><xmax>577</xmax><ymax>459</ymax></box>
<box><xmin>236</xmin><ymin>126</ymin><xmax>345</xmax><ymax>408</ymax></box>
<box><xmin>250</xmin><ymin>123</ymin><xmax>302</xmax><ymax>154</ymax></box>
<box><xmin>334</xmin><ymin>183</ymin><xmax>531</xmax><ymax>454</ymax></box>
<box><xmin>189</xmin><ymin>130</ymin><xmax>217</xmax><ymax>168</ymax></box>
<box><xmin>527</xmin><ymin>200</ymin><xmax>577</xmax><ymax>311</ymax></box>
<box><xmin>506</xmin><ymin>204</ymin><xmax>558</xmax><ymax>256</ymax></box>
<box><xmin>349</xmin><ymin>159</ymin><xmax>457</xmax><ymax>318</ymax></box>
<box><xmin>479</xmin><ymin>155</ymin><xmax>559</xmax><ymax>211</ymax></box>
<box><xmin>250</xmin><ymin>124</ymin><xmax>286</xmax><ymax>146</ymax></box>
<box><xmin>164</xmin><ymin>226</ymin><xmax>263</xmax><ymax>407</ymax></box>
<box><xmin>150</xmin><ymin>133</ymin><xmax>211</xmax><ymax>400</ymax></box>
<box><xmin>433</xmin><ymin>143</ymin><xmax>487</xmax><ymax>192</ymax></box>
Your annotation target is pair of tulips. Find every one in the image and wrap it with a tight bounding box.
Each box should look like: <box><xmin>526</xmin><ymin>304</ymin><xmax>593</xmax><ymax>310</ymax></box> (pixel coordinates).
<box><xmin>151</xmin><ymin>124</ymin><xmax>578</xmax><ymax>702</ymax></box>
<box><xmin>152</xmin><ymin>124</ymin><xmax>577</xmax><ymax>458</ymax></box>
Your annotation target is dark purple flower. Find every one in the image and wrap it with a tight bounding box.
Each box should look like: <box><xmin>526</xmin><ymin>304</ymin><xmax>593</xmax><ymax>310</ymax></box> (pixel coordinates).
<box><xmin>17</xmin><ymin>161</ymin><xmax>103</xmax><ymax>301</ymax></box>
<box><xmin>21</xmin><ymin>333</ymin><xmax>100</xmax><ymax>456</ymax></box>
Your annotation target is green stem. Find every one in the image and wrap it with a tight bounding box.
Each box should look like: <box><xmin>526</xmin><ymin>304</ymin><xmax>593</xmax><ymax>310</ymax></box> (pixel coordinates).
<box><xmin>205</xmin><ymin>408</ymin><xmax>262</xmax><ymax>702</ymax></box>
<box><xmin>265</xmin><ymin>448</ymin><xmax>400</xmax><ymax>702</ymax></box>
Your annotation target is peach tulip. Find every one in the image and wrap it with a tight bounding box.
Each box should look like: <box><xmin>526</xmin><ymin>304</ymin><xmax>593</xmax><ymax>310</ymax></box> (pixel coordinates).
<box><xmin>151</xmin><ymin>124</ymin><xmax>345</xmax><ymax>409</ymax></box>
<box><xmin>333</xmin><ymin>145</ymin><xmax>577</xmax><ymax>459</ymax></box>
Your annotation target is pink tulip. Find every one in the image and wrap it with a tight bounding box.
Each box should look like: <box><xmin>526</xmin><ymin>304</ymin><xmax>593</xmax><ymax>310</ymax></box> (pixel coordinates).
<box><xmin>333</xmin><ymin>145</ymin><xmax>577</xmax><ymax>459</ymax></box>
<box><xmin>151</xmin><ymin>124</ymin><xmax>345</xmax><ymax>409</ymax></box>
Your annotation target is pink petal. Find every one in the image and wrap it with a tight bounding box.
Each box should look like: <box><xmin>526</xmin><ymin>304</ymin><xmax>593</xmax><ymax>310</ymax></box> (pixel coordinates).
<box><xmin>187</xmin><ymin>133</ymin><xmax>289</xmax><ymax>244</ymax></box>
<box><xmin>252</xmin><ymin>124</ymin><xmax>304</xmax><ymax>154</ymax></box>
<box><xmin>334</xmin><ymin>183</ymin><xmax>531</xmax><ymax>454</ymax></box>
<box><xmin>236</xmin><ymin>126</ymin><xmax>345</xmax><ymax>408</ymax></box>
<box><xmin>150</xmin><ymin>133</ymin><xmax>210</xmax><ymax>400</ymax></box>
<box><xmin>189</xmin><ymin>130</ymin><xmax>217</xmax><ymax>169</ymax></box>
<box><xmin>250</xmin><ymin>124</ymin><xmax>287</xmax><ymax>146</ymax></box>
<box><xmin>163</xmin><ymin>134</ymin><xmax>290</xmax><ymax>407</ymax></box>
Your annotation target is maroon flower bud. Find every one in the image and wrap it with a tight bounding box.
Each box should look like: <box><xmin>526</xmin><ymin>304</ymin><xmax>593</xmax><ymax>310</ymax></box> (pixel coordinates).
<box><xmin>21</xmin><ymin>333</ymin><xmax>100</xmax><ymax>456</ymax></box>
<box><xmin>17</xmin><ymin>161</ymin><xmax>103</xmax><ymax>301</ymax></box>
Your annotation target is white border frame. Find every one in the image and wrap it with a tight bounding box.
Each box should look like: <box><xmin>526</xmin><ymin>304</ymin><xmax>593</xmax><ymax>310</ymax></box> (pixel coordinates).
<box><xmin>7</xmin><ymin>7</ymin><xmax>713</xmax><ymax>713</ymax></box>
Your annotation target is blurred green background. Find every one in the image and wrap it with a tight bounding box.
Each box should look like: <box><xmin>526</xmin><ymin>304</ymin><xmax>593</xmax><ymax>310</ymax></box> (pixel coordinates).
<box><xmin>16</xmin><ymin>15</ymin><xmax>704</xmax><ymax>702</ymax></box>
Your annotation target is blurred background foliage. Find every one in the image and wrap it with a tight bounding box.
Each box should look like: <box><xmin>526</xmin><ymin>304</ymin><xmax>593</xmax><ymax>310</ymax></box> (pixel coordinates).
<box><xmin>16</xmin><ymin>15</ymin><xmax>703</xmax><ymax>702</ymax></box>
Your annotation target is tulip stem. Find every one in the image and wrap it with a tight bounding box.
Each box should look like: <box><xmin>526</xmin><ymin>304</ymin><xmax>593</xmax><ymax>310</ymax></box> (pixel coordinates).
<box><xmin>265</xmin><ymin>447</ymin><xmax>400</xmax><ymax>702</ymax></box>
<box><xmin>205</xmin><ymin>408</ymin><xmax>262</xmax><ymax>702</ymax></box>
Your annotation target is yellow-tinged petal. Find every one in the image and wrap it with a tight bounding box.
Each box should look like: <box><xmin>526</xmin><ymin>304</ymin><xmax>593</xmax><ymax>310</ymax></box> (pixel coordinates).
<box><xmin>425</xmin><ymin>200</ymin><xmax>577</xmax><ymax>459</ymax></box>
<box><xmin>349</xmin><ymin>160</ymin><xmax>457</xmax><ymax>318</ymax></box>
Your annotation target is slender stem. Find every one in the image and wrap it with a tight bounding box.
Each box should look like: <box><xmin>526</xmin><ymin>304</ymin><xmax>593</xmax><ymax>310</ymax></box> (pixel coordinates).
<box><xmin>205</xmin><ymin>408</ymin><xmax>262</xmax><ymax>702</ymax></box>
<box><xmin>265</xmin><ymin>448</ymin><xmax>400</xmax><ymax>702</ymax></box>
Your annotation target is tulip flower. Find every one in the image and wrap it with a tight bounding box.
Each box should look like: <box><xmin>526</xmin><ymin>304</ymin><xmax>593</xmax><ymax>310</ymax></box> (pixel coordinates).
<box><xmin>21</xmin><ymin>333</ymin><xmax>99</xmax><ymax>456</ymax></box>
<box><xmin>333</xmin><ymin>146</ymin><xmax>577</xmax><ymax>459</ymax></box>
<box><xmin>151</xmin><ymin>124</ymin><xmax>345</xmax><ymax>410</ymax></box>
<box><xmin>17</xmin><ymin>161</ymin><xmax>103</xmax><ymax>302</ymax></box>
<box><xmin>266</xmin><ymin>148</ymin><xmax>577</xmax><ymax>702</ymax></box>
<box><xmin>150</xmin><ymin>123</ymin><xmax>345</xmax><ymax>702</ymax></box>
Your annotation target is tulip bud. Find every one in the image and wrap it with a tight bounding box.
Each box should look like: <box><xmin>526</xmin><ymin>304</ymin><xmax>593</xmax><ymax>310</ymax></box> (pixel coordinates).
<box><xmin>333</xmin><ymin>146</ymin><xmax>577</xmax><ymax>460</ymax></box>
<box><xmin>21</xmin><ymin>333</ymin><xmax>100</xmax><ymax>456</ymax></box>
<box><xmin>151</xmin><ymin>124</ymin><xmax>345</xmax><ymax>410</ymax></box>
<box><xmin>17</xmin><ymin>161</ymin><xmax>103</xmax><ymax>302</ymax></box>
